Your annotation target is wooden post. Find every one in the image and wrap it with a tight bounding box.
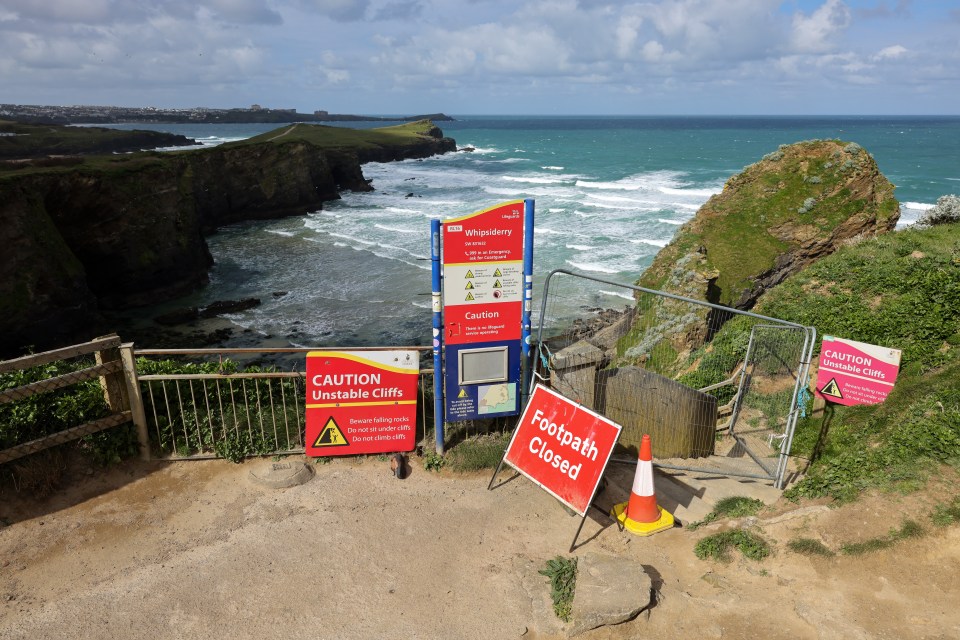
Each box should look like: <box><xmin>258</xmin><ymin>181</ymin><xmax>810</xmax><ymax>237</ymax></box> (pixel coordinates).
<box><xmin>120</xmin><ymin>343</ymin><xmax>151</xmax><ymax>461</ymax></box>
<box><xmin>95</xmin><ymin>333</ymin><xmax>127</xmax><ymax>413</ymax></box>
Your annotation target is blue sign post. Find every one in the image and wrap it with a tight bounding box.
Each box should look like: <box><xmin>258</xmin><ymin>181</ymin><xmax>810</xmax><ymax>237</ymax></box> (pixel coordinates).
<box><xmin>431</xmin><ymin>199</ymin><xmax>535</xmax><ymax>450</ymax></box>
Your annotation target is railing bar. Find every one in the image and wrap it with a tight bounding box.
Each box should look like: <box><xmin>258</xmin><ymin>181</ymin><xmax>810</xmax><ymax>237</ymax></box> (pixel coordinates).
<box><xmin>175</xmin><ymin>380</ymin><xmax>189</xmax><ymax>457</ymax></box>
<box><xmin>254</xmin><ymin>379</ymin><xmax>266</xmax><ymax>444</ymax></box>
<box><xmin>161</xmin><ymin>381</ymin><xmax>175</xmax><ymax>456</ymax></box>
<box><xmin>229</xmin><ymin>379</ymin><xmax>240</xmax><ymax>438</ymax></box>
<box><xmin>216</xmin><ymin>379</ymin><xmax>227</xmax><ymax>448</ymax></box>
<box><xmin>0</xmin><ymin>335</ymin><xmax>121</xmax><ymax>374</ymax></box>
<box><xmin>267</xmin><ymin>379</ymin><xmax>280</xmax><ymax>450</ymax></box>
<box><xmin>202</xmin><ymin>378</ymin><xmax>215</xmax><ymax>447</ymax></box>
<box><xmin>242</xmin><ymin>380</ymin><xmax>253</xmax><ymax>444</ymax></box>
<box><xmin>292</xmin><ymin>377</ymin><xmax>303</xmax><ymax>447</ymax></box>
<box><xmin>139</xmin><ymin>372</ymin><xmax>305</xmax><ymax>381</ymax></box>
<box><xmin>134</xmin><ymin>346</ymin><xmax>431</xmax><ymax>356</ymax></box>
<box><xmin>147</xmin><ymin>382</ymin><xmax>162</xmax><ymax>454</ymax></box>
<box><xmin>280</xmin><ymin>379</ymin><xmax>292</xmax><ymax>451</ymax></box>
<box><xmin>188</xmin><ymin>380</ymin><xmax>203</xmax><ymax>452</ymax></box>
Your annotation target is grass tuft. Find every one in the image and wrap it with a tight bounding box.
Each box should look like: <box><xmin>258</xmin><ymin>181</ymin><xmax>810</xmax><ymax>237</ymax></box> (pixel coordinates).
<box><xmin>694</xmin><ymin>529</ymin><xmax>771</xmax><ymax>562</ymax></box>
<box><xmin>688</xmin><ymin>496</ymin><xmax>765</xmax><ymax>530</ymax></box>
<box><xmin>446</xmin><ymin>432</ymin><xmax>511</xmax><ymax>471</ymax></box>
<box><xmin>787</xmin><ymin>537</ymin><xmax>835</xmax><ymax>557</ymax></box>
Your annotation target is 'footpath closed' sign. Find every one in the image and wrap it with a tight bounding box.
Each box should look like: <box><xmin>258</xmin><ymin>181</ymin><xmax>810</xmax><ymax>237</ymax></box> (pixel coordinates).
<box><xmin>504</xmin><ymin>384</ymin><xmax>621</xmax><ymax>516</ymax></box>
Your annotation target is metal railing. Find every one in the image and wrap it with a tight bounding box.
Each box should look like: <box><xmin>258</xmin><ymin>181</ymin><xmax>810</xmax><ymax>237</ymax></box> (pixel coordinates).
<box><xmin>132</xmin><ymin>347</ymin><xmax>435</xmax><ymax>459</ymax></box>
<box><xmin>534</xmin><ymin>269</ymin><xmax>815</xmax><ymax>488</ymax></box>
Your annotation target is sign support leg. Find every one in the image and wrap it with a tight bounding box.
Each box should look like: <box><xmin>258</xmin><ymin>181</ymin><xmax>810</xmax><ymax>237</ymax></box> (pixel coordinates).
<box><xmin>431</xmin><ymin>219</ymin><xmax>445</xmax><ymax>454</ymax></box>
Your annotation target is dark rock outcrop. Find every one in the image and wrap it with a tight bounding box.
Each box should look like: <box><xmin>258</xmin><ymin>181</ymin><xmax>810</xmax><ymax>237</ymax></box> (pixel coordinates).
<box><xmin>0</xmin><ymin>122</ymin><xmax>455</xmax><ymax>357</ymax></box>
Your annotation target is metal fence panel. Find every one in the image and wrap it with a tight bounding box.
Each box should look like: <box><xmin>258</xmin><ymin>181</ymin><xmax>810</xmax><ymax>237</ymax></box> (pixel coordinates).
<box><xmin>534</xmin><ymin>269</ymin><xmax>815</xmax><ymax>488</ymax></box>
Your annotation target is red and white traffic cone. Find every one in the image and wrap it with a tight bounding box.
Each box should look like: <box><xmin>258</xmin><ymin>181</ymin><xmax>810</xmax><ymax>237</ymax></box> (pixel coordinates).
<box><xmin>611</xmin><ymin>434</ymin><xmax>674</xmax><ymax>536</ymax></box>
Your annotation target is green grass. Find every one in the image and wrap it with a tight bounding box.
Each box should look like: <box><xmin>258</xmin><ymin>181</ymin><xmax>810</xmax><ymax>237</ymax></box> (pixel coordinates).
<box><xmin>539</xmin><ymin>556</ymin><xmax>577</xmax><ymax>622</ymax></box>
<box><xmin>694</xmin><ymin>529</ymin><xmax>772</xmax><ymax>562</ymax></box>
<box><xmin>787</xmin><ymin>538</ymin><xmax>835</xmax><ymax>557</ymax></box>
<box><xmin>445</xmin><ymin>432</ymin><xmax>511</xmax><ymax>471</ymax></box>
<box><xmin>932</xmin><ymin>495</ymin><xmax>960</xmax><ymax>527</ymax></box>
<box><xmin>229</xmin><ymin>120</ymin><xmax>440</xmax><ymax>151</ymax></box>
<box><xmin>688</xmin><ymin>496</ymin><xmax>765</xmax><ymax>530</ymax></box>
<box><xmin>840</xmin><ymin>519</ymin><xmax>925</xmax><ymax>556</ymax></box>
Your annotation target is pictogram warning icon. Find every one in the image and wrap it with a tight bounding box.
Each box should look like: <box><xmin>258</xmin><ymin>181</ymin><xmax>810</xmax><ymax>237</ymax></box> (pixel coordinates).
<box><xmin>820</xmin><ymin>378</ymin><xmax>843</xmax><ymax>399</ymax></box>
<box><xmin>465</xmin><ymin>270</ymin><xmax>474</xmax><ymax>279</ymax></box>
<box><xmin>313</xmin><ymin>417</ymin><xmax>349</xmax><ymax>447</ymax></box>
<box><xmin>458</xmin><ymin>388</ymin><xmax>468</xmax><ymax>399</ymax></box>
<box><xmin>465</xmin><ymin>281</ymin><xmax>475</xmax><ymax>290</ymax></box>
<box><xmin>493</xmin><ymin>268</ymin><xmax>502</xmax><ymax>277</ymax></box>
<box><xmin>465</xmin><ymin>292</ymin><xmax>475</xmax><ymax>301</ymax></box>
<box><xmin>493</xmin><ymin>279</ymin><xmax>502</xmax><ymax>288</ymax></box>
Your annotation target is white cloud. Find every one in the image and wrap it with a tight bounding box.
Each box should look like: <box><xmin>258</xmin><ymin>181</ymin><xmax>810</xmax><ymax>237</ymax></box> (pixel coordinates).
<box><xmin>791</xmin><ymin>0</ymin><xmax>852</xmax><ymax>54</ymax></box>
<box><xmin>875</xmin><ymin>44</ymin><xmax>908</xmax><ymax>60</ymax></box>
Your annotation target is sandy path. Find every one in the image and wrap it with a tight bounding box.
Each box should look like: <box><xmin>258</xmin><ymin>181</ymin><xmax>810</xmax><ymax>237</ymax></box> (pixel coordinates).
<box><xmin>2</xmin><ymin>458</ymin><xmax>959</xmax><ymax>639</ymax></box>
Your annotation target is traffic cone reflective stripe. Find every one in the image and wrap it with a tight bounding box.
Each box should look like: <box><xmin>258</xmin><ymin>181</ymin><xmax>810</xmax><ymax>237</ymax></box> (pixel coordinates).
<box><xmin>612</xmin><ymin>434</ymin><xmax>674</xmax><ymax>536</ymax></box>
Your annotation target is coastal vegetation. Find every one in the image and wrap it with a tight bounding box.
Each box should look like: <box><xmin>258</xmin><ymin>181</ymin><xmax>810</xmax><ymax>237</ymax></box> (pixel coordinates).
<box><xmin>0</xmin><ymin>119</ymin><xmax>193</xmax><ymax>160</ymax></box>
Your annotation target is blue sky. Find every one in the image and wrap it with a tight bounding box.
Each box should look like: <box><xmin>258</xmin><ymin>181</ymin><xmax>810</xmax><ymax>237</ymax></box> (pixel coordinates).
<box><xmin>1</xmin><ymin>0</ymin><xmax>958</xmax><ymax>115</ymax></box>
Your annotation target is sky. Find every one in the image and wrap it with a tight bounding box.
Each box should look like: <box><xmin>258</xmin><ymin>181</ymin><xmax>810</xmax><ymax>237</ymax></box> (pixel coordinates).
<box><xmin>1</xmin><ymin>0</ymin><xmax>958</xmax><ymax>115</ymax></box>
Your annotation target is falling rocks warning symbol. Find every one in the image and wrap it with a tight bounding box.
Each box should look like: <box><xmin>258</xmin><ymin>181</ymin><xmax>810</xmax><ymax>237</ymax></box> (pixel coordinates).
<box><xmin>820</xmin><ymin>378</ymin><xmax>843</xmax><ymax>399</ymax></box>
<box><xmin>314</xmin><ymin>417</ymin><xmax>349</xmax><ymax>447</ymax></box>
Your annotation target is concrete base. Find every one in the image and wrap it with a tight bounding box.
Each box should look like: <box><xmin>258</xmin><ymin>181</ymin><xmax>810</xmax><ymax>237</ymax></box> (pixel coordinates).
<box><xmin>611</xmin><ymin>502</ymin><xmax>675</xmax><ymax>536</ymax></box>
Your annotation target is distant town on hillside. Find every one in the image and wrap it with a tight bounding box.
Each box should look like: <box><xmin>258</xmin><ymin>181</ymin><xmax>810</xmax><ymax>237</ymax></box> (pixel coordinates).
<box><xmin>0</xmin><ymin>103</ymin><xmax>454</xmax><ymax>125</ymax></box>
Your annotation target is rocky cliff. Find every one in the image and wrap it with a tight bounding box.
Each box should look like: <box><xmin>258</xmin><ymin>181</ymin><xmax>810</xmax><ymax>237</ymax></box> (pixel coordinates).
<box><xmin>0</xmin><ymin>121</ymin><xmax>456</xmax><ymax>356</ymax></box>
<box><xmin>619</xmin><ymin>139</ymin><xmax>899</xmax><ymax>369</ymax></box>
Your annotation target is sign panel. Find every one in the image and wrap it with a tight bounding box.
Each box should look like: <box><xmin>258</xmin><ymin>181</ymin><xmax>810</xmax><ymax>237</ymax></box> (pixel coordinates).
<box><xmin>442</xmin><ymin>200</ymin><xmax>526</xmax><ymax>420</ymax></box>
<box><xmin>442</xmin><ymin>200</ymin><xmax>524</xmax><ymax>346</ymax></box>
<box><xmin>815</xmin><ymin>336</ymin><xmax>901</xmax><ymax>406</ymax></box>
<box><xmin>444</xmin><ymin>341</ymin><xmax>521</xmax><ymax>420</ymax></box>
<box><xmin>503</xmin><ymin>384</ymin><xmax>621</xmax><ymax>516</ymax></box>
<box><xmin>306</xmin><ymin>350</ymin><xmax>419</xmax><ymax>456</ymax></box>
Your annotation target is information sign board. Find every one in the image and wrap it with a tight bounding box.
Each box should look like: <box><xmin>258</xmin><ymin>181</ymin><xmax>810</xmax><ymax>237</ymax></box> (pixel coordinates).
<box><xmin>503</xmin><ymin>384</ymin><xmax>621</xmax><ymax>516</ymax></box>
<box><xmin>442</xmin><ymin>200</ymin><xmax>526</xmax><ymax>420</ymax></box>
<box><xmin>815</xmin><ymin>336</ymin><xmax>901</xmax><ymax>406</ymax></box>
<box><xmin>306</xmin><ymin>350</ymin><xmax>419</xmax><ymax>456</ymax></box>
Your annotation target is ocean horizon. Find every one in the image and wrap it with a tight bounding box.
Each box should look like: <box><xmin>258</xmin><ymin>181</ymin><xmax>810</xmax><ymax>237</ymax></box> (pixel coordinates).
<box><xmin>100</xmin><ymin>115</ymin><xmax>960</xmax><ymax>348</ymax></box>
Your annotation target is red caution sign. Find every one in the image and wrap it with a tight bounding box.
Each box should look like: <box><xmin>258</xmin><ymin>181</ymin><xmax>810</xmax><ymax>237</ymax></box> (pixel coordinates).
<box><xmin>504</xmin><ymin>384</ymin><xmax>622</xmax><ymax>516</ymax></box>
<box><xmin>815</xmin><ymin>336</ymin><xmax>901</xmax><ymax>406</ymax></box>
<box><xmin>306</xmin><ymin>350</ymin><xmax>419</xmax><ymax>456</ymax></box>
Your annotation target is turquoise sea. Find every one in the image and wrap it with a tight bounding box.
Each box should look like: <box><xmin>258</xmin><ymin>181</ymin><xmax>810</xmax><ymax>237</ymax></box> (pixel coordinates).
<box><xmin>103</xmin><ymin>116</ymin><xmax>960</xmax><ymax>346</ymax></box>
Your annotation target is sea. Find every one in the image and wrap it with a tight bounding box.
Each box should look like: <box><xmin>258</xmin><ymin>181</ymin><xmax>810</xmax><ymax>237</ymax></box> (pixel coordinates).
<box><xmin>99</xmin><ymin>116</ymin><xmax>960</xmax><ymax>347</ymax></box>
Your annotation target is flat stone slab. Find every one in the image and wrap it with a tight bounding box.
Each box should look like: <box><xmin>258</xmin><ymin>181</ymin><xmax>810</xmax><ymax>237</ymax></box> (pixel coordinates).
<box><xmin>568</xmin><ymin>552</ymin><xmax>653</xmax><ymax>637</ymax></box>
<box><xmin>248</xmin><ymin>459</ymin><xmax>313</xmax><ymax>489</ymax></box>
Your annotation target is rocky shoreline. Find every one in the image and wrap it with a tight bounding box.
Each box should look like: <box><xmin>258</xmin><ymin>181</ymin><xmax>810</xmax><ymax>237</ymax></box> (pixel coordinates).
<box><xmin>0</xmin><ymin>121</ymin><xmax>456</xmax><ymax>358</ymax></box>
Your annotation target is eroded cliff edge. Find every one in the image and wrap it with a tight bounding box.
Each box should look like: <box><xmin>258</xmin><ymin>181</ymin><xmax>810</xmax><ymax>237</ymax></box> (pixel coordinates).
<box><xmin>0</xmin><ymin>121</ymin><xmax>456</xmax><ymax>356</ymax></box>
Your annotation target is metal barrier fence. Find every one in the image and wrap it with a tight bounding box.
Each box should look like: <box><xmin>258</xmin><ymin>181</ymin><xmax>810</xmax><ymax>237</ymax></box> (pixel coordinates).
<box><xmin>132</xmin><ymin>347</ymin><xmax>435</xmax><ymax>459</ymax></box>
<box><xmin>534</xmin><ymin>269</ymin><xmax>815</xmax><ymax>488</ymax></box>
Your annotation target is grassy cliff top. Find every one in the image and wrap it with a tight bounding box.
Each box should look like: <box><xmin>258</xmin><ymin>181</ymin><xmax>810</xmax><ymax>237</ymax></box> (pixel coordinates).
<box><xmin>229</xmin><ymin>119</ymin><xmax>445</xmax><ymax>151</ymax></box>
<box><xmin>0</xmin><ymin>119</ymin><xmax>192</xmax><ymax>160</ymax></box>
<box><xmin>638</xmin><ymin>139</ymin><xmax>899</xmax><ymax>306</ymax></box>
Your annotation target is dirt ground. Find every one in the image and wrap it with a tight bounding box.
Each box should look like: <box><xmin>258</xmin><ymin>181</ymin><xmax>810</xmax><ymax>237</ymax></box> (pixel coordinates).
<box><xmin>2</xmin><ymin>455</ymin><xmax>959</xmax><ymax>640</ymax></box>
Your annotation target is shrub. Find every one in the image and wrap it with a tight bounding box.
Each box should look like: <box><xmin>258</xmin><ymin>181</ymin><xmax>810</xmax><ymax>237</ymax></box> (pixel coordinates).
<box><xmin>917</xmin><ymin>194</ymin><xmax>960</xmax><ymax>228</ymax></box>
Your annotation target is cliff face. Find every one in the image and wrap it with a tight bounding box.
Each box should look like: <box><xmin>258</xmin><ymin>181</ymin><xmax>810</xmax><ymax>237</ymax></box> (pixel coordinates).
<box><xmin>0</xmin><ymin>123</ymin><xmax>456</xmax><ymax>356</ymax></box>
<box><xmin>620</xmin><ymin>139</ymin><xmax>899</xmax><ymax>369</ymax></box>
